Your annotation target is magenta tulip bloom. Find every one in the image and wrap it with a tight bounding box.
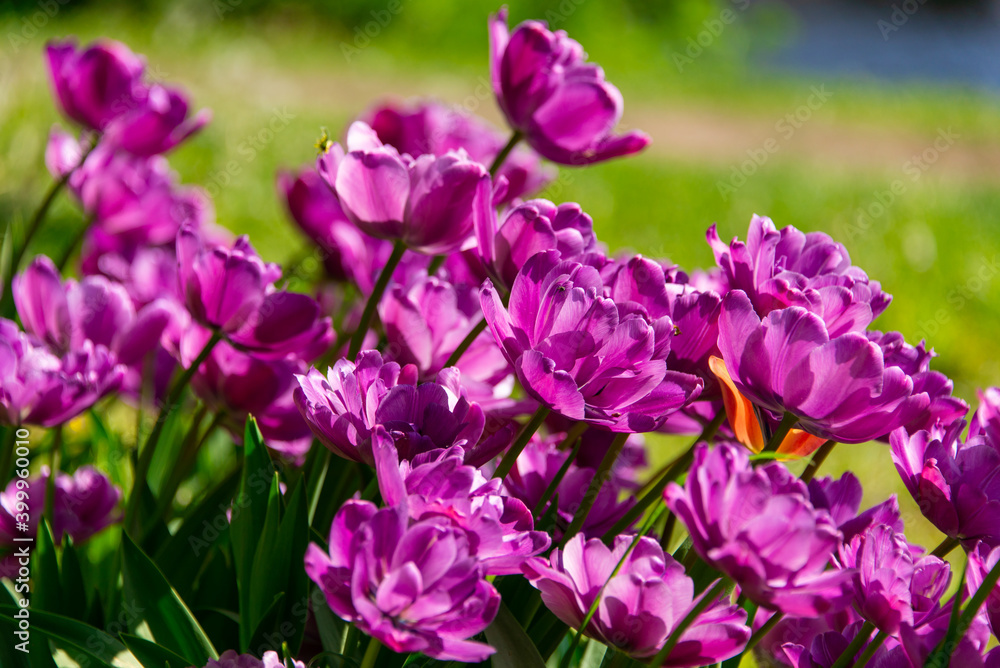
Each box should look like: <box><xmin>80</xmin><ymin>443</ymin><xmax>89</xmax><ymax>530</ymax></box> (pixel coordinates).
<box><xmin>176</xmin><ymin>227</ymin><xmax>333</xmax><ymax>358</ymax></box>
<box><xmin>476</xmin><ymin>198</ymin><xmax>599</xmax><ymax>289</ymax></box>
<box><xmin>45</xmin><ymin>39</ymin><xmax>146</xmax><ymax>131</ymax></box>
<box><xmin>708</xmin><ymin>215</ymin><xmax>890</xmax><ymax>336</ymax></box>
<box><xmin>197</xmin><ymin>650</ymin><xmax>305</xmax><ymax>668</ymax></box>
<box><xmin>891</xmin><ymin>416</ymin><xmax>1000</xmax><ymax>548</ymax></box>
<box><xmin>807</xmin><ymin>472</ymin><xmax>903</xmax><ymax>542</ymax></box>
<box><xmin>294</xmin><ymin>351</ymin><xmax>508</xmax><ymax>466</ymax></box>
<box><xmin>319</xmin><ymin>122</ymin><xmax>492</xmax><ymax>255</ymax></box>
<box><xmin>0</xmin><ymin>319</ymin><xmax>125</xmax><ymax>427</ymax></box>
<box><xmin>967</xmin><ymin>542</ymin><xmax>1000</xmax><ymax>638</ymax></box>
<box><xmin>103</xmin><ymin>83</ymin><xmax>210</xmax><ymax>156</ymax></box>
<box><xmin>379</xmin><ymin>274</ymin><xmax>511</xmax><ymax>394</ymax></box>
<box><xmin>481</xmin><ymin>251</ymin><xmax>702</xmax><ymax>431</ymax></box>
<box><xmin>365</xmin><ymin>100</ymin><xmax>553</xmax><ymax>203</ymax></box>
<box><xmin>489</xmin><ymin>9</ymin><xmax>650</xmax><ymax>165</ymax></box>
<box><xmin>505</xmin><ymin>433</ymin><xmax>635</xmax><ymax>538</ymax></box>
<box><xmin>522</xmin><ymin>533</ymin><xmax>749</xmax><ymax>665</ymax></box>
<box><xmin>666</xmin><ymin>443</ymin><xmax>853</xmax><ymax>616</ymax></box>
<box><xmin>304</xmin><ymin>501</ymin><xmax>499</xmax><ymax>662</ymax></box>
<box><xmin>373</xmin><ymin>430</ymin><xmax>549</xmax><ymax>575</ymax></box>
<box><xmin>717</xmin><ymin>289</ymin><xmax>929</xmax><ymax>443</ymax></box>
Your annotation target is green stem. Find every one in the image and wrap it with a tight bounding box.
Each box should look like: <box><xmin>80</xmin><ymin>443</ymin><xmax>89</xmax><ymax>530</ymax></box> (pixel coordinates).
<box><xmin>763</xmin><ymin>412</ymin><xmax>798</xmax><ymax>453</ymax></box>
<box><xmin>55</xmin><ymin>214</ymin><xmax>94</xmax><ymax>272</ymax></box>
<box><xmin>930</xmin><ymin>535</ymin><xmax>960</xmax><ymax>559</ymax></box>
<box><xmin>126</xmin><ymin>329</ymin><xmax>223</xmax><ymax>535</ymax></box>
<box><xmin>44</xmin><ymin>427</ymin><xmax>63</xmax><ymax>528</ymax></box>
<box><xmin>956</xmin><ymin>551</ymin><xmax>1000</xmax><ymax>639</ymax></box>
<box><xmin>489</xmin><ymin>131</ymin><xmax>523</xmax><ymax>177</ymax></box>
<box><xmin>829</xmin><ymin>620</ymin><xmax>875</xmax><ymax>668</ymax></box>
<box><xmin>854</xmin><ymin>630</ymin><xmax>887</xmax><ymax>668</ymax></box>
<box><xmin>348</xmin><ymin>240</ymin><xmax>406</xmax><ymax>359</ymax></box>
<box><xmin>561</xmin><ymin>433</ymin><xmax>628</xmax><ymax>547</ymax></box>
<box><xmin>799</xmin><ymin>440</ymin><xmax>836</xmax><ymax>483</ymax></box>
<box><xmin>651</xmin><ymin>578</ymin><xmax>733</xmax><ymax>666</ymax></box>
<box><xmin>493</xmin><ymin>405</ymin><xmax>551</xmax><ymax>480</ymax></box>
<box><xmin>532</xmin><ymin>423</ymin><xmax>587</xmax><ymax>517</ymax></box>
<box><xmin>442</xmin><ymin>318</ymin><xmax>488</xmax><ymax>368</ymax></box>
<box><xmin>0</xmin><ymin>427</ymin><xmax>16</xmax><ymax>484</ymax></box>
<box><xmin>359</xmin><ymin>637</ymin><xmax>382</xmax><ymax>668</ymax></box>
<box><xmin>427</xmin><ymin>254</ymin><xmax>445</xmax><ymax>276</ymax></box>
<box><xmin>602</xmin><ymin>411</ymin><xmax>725</xmax><ymax>543</ymax></box>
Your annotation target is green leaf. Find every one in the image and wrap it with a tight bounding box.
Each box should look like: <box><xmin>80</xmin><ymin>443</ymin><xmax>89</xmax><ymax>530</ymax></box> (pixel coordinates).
<box><xmin>120</xmin><ymin>633</ymin><xmax>193</xmax><ymax>668</ymax></box>
<box><xmin>246</xmin><ymin>592</ymin><xmax>286</xmax><ymax>655</ymax></box>
<box><xmin>0</xmin><ymin>586</ymin><xmax>33</xmax><ymax>668</ymax></box>
<box><xmin>580</xmin><ymin>639</ymin><xmax>610</xmax><ymax>668</ymax></box>
<box><xmin>32</xmin><ymin>519</ymin><xmax>61</xmax><ymax>614</ymax></box>
<box><xmin>270</xmin><ymin>480</ymin><xmax>310</xmax><ymax>653</ymax></box>
<box><xmin>58</xmin><ymin>538</ymin><xmax>90</xmax><ymax>621</ymax></box>
<box><xmin>121</xmin><ymin>532</ymin><xmax>218</xmax><ymax>665</ymax></box>
<box><xmin>484</xmin><ymin>602</ymin><xmax>547</xmax><ymax>668</ymax></box>
<box><xmin>0</xmin><ymin>606</ymin><xmax>120</xmax><ymax>668</ymax></box>
<box><xmin>312</xmin><ymin>593</ymin><xmax>346</xmax><ymax>654</ymax></box>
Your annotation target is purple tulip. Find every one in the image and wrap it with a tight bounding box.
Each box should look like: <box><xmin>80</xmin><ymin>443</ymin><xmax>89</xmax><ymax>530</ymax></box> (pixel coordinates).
<box><xmin>481</xmin><ymin>250</ymin><xmax>702</xmax><ymax>431</ymax></box>
<box><xmin>318</xmin><ymin>122</ymin><xmax>492</xmax><ymax>255</ymax></box>
<box><xmin>304</xmin><ymin>501</ymin><xmax>499</xmax><ymax>662</ymax></box>
<box><xmin>708</xmin><ymin>215</ymin><xmax>890</xmax><ymax>336</ymax></box>
<box><xmin>967</xmin><ymin>542</ymin><xmax>1000</xmax><ymax>638</ymax></box>
<box><xmin>197</xmin><ymin>650</ymin><xmax>305</xmax><ymax>668</ymax></box>
<box><xmin>717</xmin><ymin>289</ymin><xmax>929</xmax><ymax>443</ymax></box>
<box><xmin>176</xmin><ymin>226</ymin><xmax>333</xmax><ymax>358</ymax></box>
<box><xmin>0</xmin><ymin>319</ymin><xmax>125</xmax><ymax>427</ymax></box>
<box><xmin>489</xmin><ymin>9</ymin><xmax>650</xmax><ymax>165</ymax></box>
<box><xmin>365</xmin><ymin>100</ymin><xmax>553</xmax><ymax>203</ymax></box>
<box><xmin>185</xmin><ymin>329</ymin><xmax>314</xmax><ymax>463</ymax></box>
<box><xmin>891</xmin><ymin>416</ymin><xmax>1000</xmax><ymax>548</ymax></box>
<box><xmin>476</xmin><ymin>198</ymin><xmax>599</xmax><ymax>289</ymax></box>
<box><xmin>665</xmin><ymin>443</ymin><xmax>853</xmax><ymax>616</ymax></box>
<box><xmin>45</xmin><ymin>39</ymin><xmax>146</xmax><ymax>131</ymax></box>
<box><xmin>294</xmin><ymin>351</ymin><xmax>508</xmax><ymax>466</ymax></box>
<box><xmin>103</xmin><ymin>83</ymin><xmax>210</xmax><ymax>156</ymax></box>
<box><xmin>807</xmin><ymin>472</ymin><xmax>903</xmax><ymax>542</ymax></box>
<box><xmin>0</xmin><ymin>466</ymin><xmax>121</xmax><ymax>577</ymax></box>
<box><xmin>373</xmin><ymin>429</ymin><xmax>549</xmax><ymax>574</ymax></box>
<box><xmin>522</xmin><ymin>533</ymin><xmax>750</xmax><ymax>665</ymax></box>
<box><xmin>379</xmin><ymin>274</ymin><xmax>512</xmax><ymax>394</ymax></box>
<box><xmin>504</xmin><ymin>432</ymin><xmax>635</xmax><ymax>538</ymax></box>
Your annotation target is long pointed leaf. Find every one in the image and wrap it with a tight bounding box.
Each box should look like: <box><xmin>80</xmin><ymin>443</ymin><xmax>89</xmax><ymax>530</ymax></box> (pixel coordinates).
<box><xmin>120</xmin><ymin>633</ymin><xmax>193</xmax><ymax>668</ymax></box>
<box><xmin>484</xmin><ymin>602</ymin><xmax>546</xmax><ymax>668</ymax></box>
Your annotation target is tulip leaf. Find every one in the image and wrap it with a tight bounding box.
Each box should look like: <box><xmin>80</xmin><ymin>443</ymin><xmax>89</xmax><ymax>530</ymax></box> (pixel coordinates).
<box><xmin>121</xmin><ymin>532</ymin><xmax>218</xmax><ymax>665</ymax></box>
<box><xmin>484</xmin><ymin>601</ymin><xmax>547</xmax><ymax>668</ymax></box>
<box><xmin>580</xmin><ymin>639</ymin><xmax>610</xmax><ymax>668</ymax></box>
<box><xmin>0</xmin><ymin>606</ymin><xmax>121</xmax><ymax>668</ymax></box>
<box><xmin>121</xmin><ymin>633</ymin><xmax>197</xmax><ymax>668</ymax></box>
<box><xmin>58</xmin><ymin>538</ymin><xmax>90</xmax><ymax>621</ymax></box>
<box><xmin>31</xmin><ymin>520</ymin><xmax>61</xmax><ymax>614</ymax></box>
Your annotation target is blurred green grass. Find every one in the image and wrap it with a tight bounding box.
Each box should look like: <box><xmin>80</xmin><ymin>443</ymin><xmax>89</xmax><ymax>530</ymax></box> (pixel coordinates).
<box><xmin>2</xmin><ymin>1</ymin><xmax>1000</xmax><ymax>563</ymax></box>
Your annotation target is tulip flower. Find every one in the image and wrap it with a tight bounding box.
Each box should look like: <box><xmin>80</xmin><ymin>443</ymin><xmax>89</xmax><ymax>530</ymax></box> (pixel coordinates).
<box><xmin>522</xmin><ymin>533</ymin><xmax>750</xmax><ymax>666</ymax></box>
<box><xmin>304</xmin><ymin>501</ymin><xmax>499</xmax><ymax>662</ymax></box>
<box><xmin>489</xmin><ymin>9</ymin><xmax>650</xmax><ymax>165</ymax></box>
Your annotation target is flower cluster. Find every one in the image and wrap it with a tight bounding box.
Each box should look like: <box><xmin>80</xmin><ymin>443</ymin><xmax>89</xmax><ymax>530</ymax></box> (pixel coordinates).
<box><xmin>3</xmin><ymin>10</ymin><xmax>999</xmax><ymax>668</ymax></box>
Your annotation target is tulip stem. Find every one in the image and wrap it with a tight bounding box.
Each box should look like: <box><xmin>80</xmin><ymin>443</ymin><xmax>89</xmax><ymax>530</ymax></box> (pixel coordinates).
<box><xmin>532</xmin><ymin>422</ymin><xmax>587</xmax><ymax>517</ymax></box>
<box><xmin>930</xmin><ymin>535</ymin><xmax>960</xmax><ymax>559</ymax></box>
<box><xmin>442</xmin><ymin>317</ymin><xmax>488</xmax><ymax>368</ymax></box>
<box><xmin>348</xmin><ymin>240</ymin><xmax>406</xmax><ymax>359</ymax></box>
<box><xmin>724</xmin><ymin>611</ymin><xmax>784</xmax><ymax>667</ymax></box>
<box><xmin>359</xmin><ymin>637</ymin><xmax>382</xmax><ymax>668</ymax></box>
<box><xmin>43</xmin><ymin>426</ymin><xmax>63</xmax><ymax>529</ymax></box>
<box><xmin>490</xmin><ymin>131</ymin><xmax>523</xmax><ymax>177</ymax></box>
<box><xmin>55</xmin><ymin>213</ymin><xmax>94</xmax><ymax>272</ymax></box>
<box><xmin>763</xmin><ymin>412</ymin><xmax>798</xmax><ymax>453</ymax></box>
<box><xmin>126</xmin><ymin>328</ymin><xmax>224</xmax><ymax>537</ymax></box>
<box><xmin>559</xmin><ymin>503</ymin><xmax>667</xmax><ymax>668</ymax></box>
<box><xmin>427</xmin><ymin>254</ymin><xmax>445</xmax><ymax>276</ymax></box>
<box><xmin>799</xmin><ymin>440</ymin><xmax>835</xmax><ymax>483</ymax></box>
<box><xmin>651</xmin><ymin>577</ymin><xmax>733</xmax><ymax>667</ymax></box>
<box><xmin>602</xmin><ymin>411</ymin><xmax>726</xmax><ymax>543</ymax></box>
<box><xmin>0</xmin><ymin>427</ymin><xmax>16</xmax><ymax>485</ymax></box>
<box><xmin>493</xmin><ymin>405</ymin><xmax>551</xmax><ymax>480</ymax></box>
<box><xmin>854</xmin><ymin>630</ymin><xmax>887</xmax><ymax>668</ymax></box>
<box><xmin>561</xmin><ymin>433</ymin><xmax>628</xmax><ymax>547</ymax></box>
<box><xmin>829</xmin><ymin>620</ymin><xmax>875</xmax><ymax>668</ymax></box>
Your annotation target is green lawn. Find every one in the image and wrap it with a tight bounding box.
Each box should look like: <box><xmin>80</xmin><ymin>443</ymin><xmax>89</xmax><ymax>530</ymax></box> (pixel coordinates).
<box><xmin>2</xmin><ymin>1</ymin><xmax>999</xmax><ymax>562</ymax></box>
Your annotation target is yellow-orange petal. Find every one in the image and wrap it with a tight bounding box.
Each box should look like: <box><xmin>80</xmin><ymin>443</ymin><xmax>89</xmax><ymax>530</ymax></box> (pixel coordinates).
<box><xmin>777</xmin><ymin>429</ymin><xmax>828</xmax><ymax>457</ymax></box>
<box><xmin>709</xmin><ymin>355</ymin><xmax>764</xmax><ymax>453</ymax></box>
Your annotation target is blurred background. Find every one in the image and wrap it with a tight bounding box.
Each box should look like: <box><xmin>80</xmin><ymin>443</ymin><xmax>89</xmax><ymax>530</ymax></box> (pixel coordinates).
<box><xmin>2</xmin><ymin>0</ymin><xmax>999</xmax><ymax>554</ymax></box>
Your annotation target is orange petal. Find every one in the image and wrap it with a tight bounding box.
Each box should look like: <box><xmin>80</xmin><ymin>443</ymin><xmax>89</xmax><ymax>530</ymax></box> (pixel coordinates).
<box><xmin>709</xmin><ymin>356</ymin><xmax>764</xmax><ymax>453</ymax></box>
<box><xmin>777</xmin><ymin>429</ymin><xmax>828</xmax><ymax>457</ymax></box>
